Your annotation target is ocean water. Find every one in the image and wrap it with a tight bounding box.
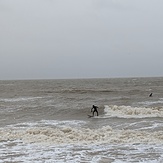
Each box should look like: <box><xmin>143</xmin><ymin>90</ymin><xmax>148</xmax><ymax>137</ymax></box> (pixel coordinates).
<box><xmin>0</xmin><ymin>77</ymin><xmax>163</xmax><ymax>163</ymax></box>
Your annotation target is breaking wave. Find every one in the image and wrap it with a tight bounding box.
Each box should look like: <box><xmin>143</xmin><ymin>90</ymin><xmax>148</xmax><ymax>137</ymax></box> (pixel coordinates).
<box><xmin>104</xmin><ymin>105</ymin><xmax>163</xmax><ymax>118</ymax></box>
<box><xmin>0</xmin><ymin>125</ymin><xmax>163</xmax><ymax>146</ymax></box>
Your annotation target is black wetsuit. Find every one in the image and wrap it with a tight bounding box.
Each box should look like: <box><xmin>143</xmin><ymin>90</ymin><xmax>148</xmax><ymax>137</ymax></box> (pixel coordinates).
<box><xmin>149</xmin><ymin>93</ymin><xmax>153</xmax><ymax>97</ymax></box>
<box><xmin>91</xmin><ymin>105</ymin><xmax>99</xmax><ymax>116</ymax></box>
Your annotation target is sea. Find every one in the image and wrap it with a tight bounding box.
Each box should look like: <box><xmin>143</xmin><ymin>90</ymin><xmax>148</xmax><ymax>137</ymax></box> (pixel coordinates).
<box><xmin>0</xmin><ymin>77</ymin><xmax>163</xmax><ymax>163</ymax></box>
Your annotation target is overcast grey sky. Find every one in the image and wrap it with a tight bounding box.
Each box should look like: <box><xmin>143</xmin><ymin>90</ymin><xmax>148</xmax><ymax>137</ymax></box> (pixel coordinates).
<box><xmin>1</xmin><ymin>0</ymin><xmax>163</xmax><ymax>80</ymax></box>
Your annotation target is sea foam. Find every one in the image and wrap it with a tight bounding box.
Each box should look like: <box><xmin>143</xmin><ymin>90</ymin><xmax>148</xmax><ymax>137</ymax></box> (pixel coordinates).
<box><xmin>104</xmin><ymin>105</ymin><xmax>163</xmax><ymax>118</ymax></box>
<box><xmin>0</xmin><ymin>125</ymin><xmax>163</xmax><ymax>146</ymax></box>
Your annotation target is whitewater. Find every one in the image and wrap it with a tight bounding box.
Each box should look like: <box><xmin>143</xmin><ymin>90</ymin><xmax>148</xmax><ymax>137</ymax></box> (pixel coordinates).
<box><xmin>0</xmin><ymin>77</ymin><xmax>163</xmax><ymax>162</ymax></box>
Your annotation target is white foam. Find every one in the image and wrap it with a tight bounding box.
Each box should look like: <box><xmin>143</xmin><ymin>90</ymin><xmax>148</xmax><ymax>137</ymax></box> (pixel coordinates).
<box><xmin>104</xmin><ymin>105</ymin><xmax>163</xmax><ymax>118</ymax></box>
<box><xmin>0</xmin><ymin>139</ymin><xmax>163</xmax><ymax>163</ymax></box>
<box><xmin>1</xmin><ymin>125</ymin><xmax>163</xmax><ymax>146</ymax></box>
<box><xmin>138</xmin><ymin>100</ymin><xmax>163</xmax><ymax>106</ymax></box>
<box><xmin>0</xmin><ymin>97</ymin><xmax>43</xmax><ymax>102</ymax></box>
<box><xmin>0</xmin><ymin>129</ymin><xmax>163</xmax><ymax>163</ymax></box>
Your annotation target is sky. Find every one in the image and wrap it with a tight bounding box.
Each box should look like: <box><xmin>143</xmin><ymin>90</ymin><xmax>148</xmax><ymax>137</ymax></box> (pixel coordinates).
<box><xmin>1</xmin><ymin>0</ymin><xmax>163</xmax><ymax>80</ymax></box>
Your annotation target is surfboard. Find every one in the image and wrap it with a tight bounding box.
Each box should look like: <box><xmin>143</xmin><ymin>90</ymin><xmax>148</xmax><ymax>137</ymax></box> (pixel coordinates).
<box><xmin>87</xmin><ymin>115</ymin><xmax>94</xmax><ymax>118</ymax></box>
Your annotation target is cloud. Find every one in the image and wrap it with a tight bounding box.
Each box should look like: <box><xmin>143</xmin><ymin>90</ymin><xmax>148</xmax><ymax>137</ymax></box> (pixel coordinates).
<box><xmin>0</xmin><ymin>0</ymin><xmax>163</xmax><ymax>79</ymax></box>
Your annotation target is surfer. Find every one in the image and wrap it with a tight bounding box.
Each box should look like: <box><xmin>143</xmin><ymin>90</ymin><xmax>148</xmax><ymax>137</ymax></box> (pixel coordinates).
<box><xmin>91</xmin><ymin>105</ymin><xmax>99</xmax><ymax>116</ymax></box>
<box><xmin>149</xmin><ymin>93</ymin><xmax>153</xmax><ymax>97</ymax></box>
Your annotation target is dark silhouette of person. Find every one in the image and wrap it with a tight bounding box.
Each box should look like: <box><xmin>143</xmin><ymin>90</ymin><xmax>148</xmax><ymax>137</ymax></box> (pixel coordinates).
<box><xmin>149</xmin><ymin>93</ymin><xmax>153</xmax><ymax>97</ymax></box>
<box><xmin>91</xmin><ymin>105</ymin><xmax>99</xmax><ymax>116</ymax></box>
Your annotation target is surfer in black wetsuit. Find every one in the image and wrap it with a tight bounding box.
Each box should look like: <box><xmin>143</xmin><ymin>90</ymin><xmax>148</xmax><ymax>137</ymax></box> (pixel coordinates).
<box><xmin>149</xmin><ymin>93</ymin><xmax>153</xmax><ymax>97</ymax></box>
<box><xmin>91</xmin><ymin>105</ymin><xmax>99</xmax><ymax>116</ymax></box>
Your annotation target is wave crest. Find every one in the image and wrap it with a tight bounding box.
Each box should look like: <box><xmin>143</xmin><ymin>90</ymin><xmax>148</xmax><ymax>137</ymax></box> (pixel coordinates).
<box><xmin>104</xmin><ymin>105</ymin><xmax>163</xmax><ymax>118</ymax></box>
<box><xmin>0</xmin><ymin>125</ymin><xmax>163</xmax><ymax>145</ymax></box>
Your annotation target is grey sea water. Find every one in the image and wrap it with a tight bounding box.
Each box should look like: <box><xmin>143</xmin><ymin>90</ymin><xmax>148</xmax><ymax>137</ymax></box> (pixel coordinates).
<box><xmin>0</xmin><ymin>77</ymin><xmax>163</xmax><ymax>162</ymax></box>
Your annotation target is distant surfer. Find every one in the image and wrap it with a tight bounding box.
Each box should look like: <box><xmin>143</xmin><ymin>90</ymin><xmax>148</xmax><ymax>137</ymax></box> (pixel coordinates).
<box><xmin>91</xmin><ymin>105</ymin><xmax>99</xmax><ymax>116</ymax></box>
<box><xmin>149</xmin><ymin>93</ymin><xmax>153</xmax><ymax>97</ymax></box>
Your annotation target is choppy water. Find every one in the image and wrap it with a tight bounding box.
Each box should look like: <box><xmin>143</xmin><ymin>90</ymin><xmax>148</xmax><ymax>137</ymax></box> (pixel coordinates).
<box><xmin>0</xmin><ymin>77</ymin><xmax>163</xmax><ymax>162</ymax></box>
